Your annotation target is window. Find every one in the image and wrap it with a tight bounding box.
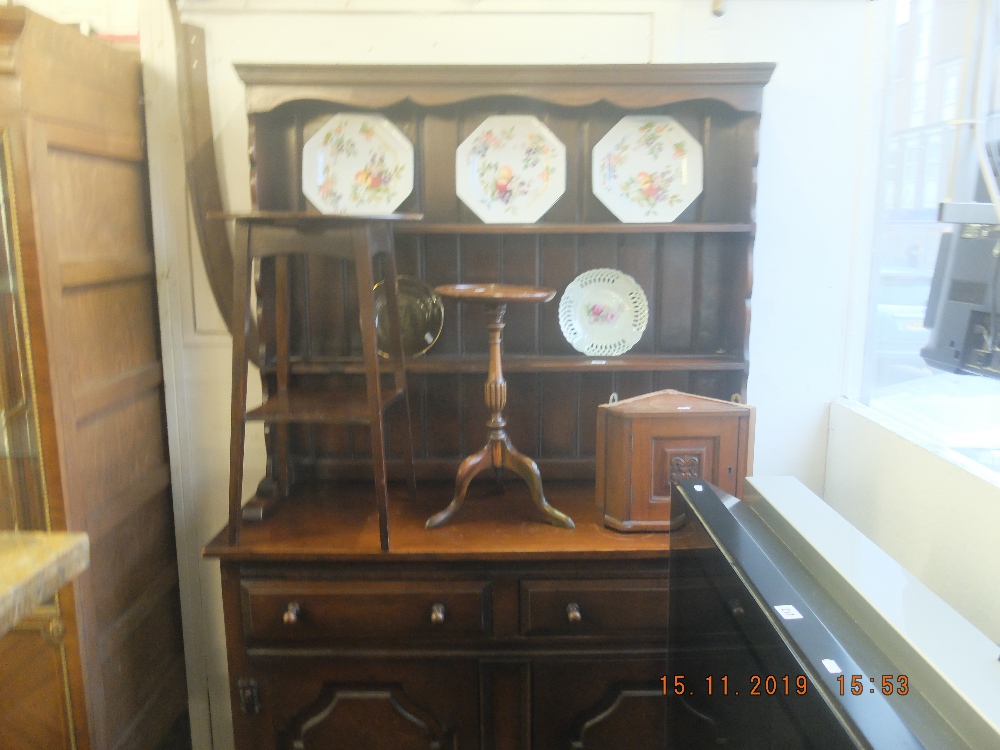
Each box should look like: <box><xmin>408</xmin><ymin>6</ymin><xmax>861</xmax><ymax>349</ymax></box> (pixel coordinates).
<box><xmin>885</xmin><ymin>138</ymin><xmax>900</xmax><ymax>208</ymax></box>
<box><xmin>898</xmin><ymin>137</ymin><xmax>920</xmax><ymax>209</ymax></box>
<box><xmin>940</xmin><ymin>60</ymin><xmax>961</xmax><ymax>121</ymax></box>
<box><xmin>922</xmin><ymin>131</ymin><xmax>942</xmax><ymax>208</ymax></box>
<box><xmin>863</xmin><ymin>0</ymin><xmax>1000</xmax><ymax>483</ymax></box>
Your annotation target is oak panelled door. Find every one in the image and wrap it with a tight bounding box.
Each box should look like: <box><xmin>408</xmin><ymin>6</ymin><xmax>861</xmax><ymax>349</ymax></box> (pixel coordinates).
<box><xmin>0</xmin><ymin>9</ymin><xmax>187</xmax><ymax>750</ymax></box>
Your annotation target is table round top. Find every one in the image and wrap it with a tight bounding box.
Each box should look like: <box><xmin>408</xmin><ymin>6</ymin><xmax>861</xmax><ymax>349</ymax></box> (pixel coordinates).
<box><xmin>434</xmin><ymin>283</ymin><xmax>556</xmax><ymax>303</ymax></box>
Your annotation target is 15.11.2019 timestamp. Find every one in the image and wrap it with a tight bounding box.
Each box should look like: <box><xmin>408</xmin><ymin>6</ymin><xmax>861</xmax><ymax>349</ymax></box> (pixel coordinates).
<box><xmin>662</xmin><ymin>675</ymin><xmax>809</xmax><ymax>697</ymax></box>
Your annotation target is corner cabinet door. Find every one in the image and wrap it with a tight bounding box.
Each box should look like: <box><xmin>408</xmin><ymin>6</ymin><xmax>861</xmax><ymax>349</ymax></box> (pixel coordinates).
<box><xmin>265</xmin><ymin>658</ymin><xmax>478</xmax><ymax>750</ymax></box>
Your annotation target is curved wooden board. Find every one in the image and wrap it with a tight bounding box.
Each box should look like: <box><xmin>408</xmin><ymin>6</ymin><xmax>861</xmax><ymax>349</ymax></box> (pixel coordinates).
<box><xmin>172</xmin><ymin>14</ymin><xmax>260</xmax><ymax>361</ymax></box>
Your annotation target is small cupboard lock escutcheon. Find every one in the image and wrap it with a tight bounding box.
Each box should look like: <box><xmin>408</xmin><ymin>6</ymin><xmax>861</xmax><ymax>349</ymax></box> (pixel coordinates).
<box><xmin>238</xmin><ymin>678</ymin><xmax>261</xmax><ymax>715</ymax></box>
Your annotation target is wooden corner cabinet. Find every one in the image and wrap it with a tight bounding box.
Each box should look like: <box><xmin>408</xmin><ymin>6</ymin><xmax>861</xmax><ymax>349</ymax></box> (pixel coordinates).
<box><xmin>0</xmin><ymin>9</ymin><xmax>187</xmax><ymax>750</ymax></box>
<box><xmin>205</xmin><ymin>63</ymin><xmax>772</xmax><ymax>748</ymax></box>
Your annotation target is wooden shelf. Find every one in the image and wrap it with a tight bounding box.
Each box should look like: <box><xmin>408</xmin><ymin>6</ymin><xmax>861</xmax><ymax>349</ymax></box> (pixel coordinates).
<box><xmin>264</xmin><ymin>354</ymin><xmax>748</xmax><ymax>376</ymax></box>
<box><xmin>204</xmin><ymin>480</ymin><xmax>714</xmax><ymax>562</ymax></box>
<box><xmin>395</xmin><ymin>222</ymin><xmax>753</xmax><ymax>235</ymax></box>
<box><xmin>245</xmin><ymin>386</ymin><xmax>403</xmax><ymax>424</ymax></box>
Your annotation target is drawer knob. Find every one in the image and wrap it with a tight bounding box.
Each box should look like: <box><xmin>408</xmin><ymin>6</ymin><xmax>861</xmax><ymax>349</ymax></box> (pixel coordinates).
<box><xmin>566</xmin><ymin>602</ymin><xmax>582</xmax><ymax>623</ymax></box>
<box><xmin>430</xmin><ymin>603</ymin><xmax>446</xmax><ymax>624</ymax></box>
<box><xmin>283</xmin><ymin>602</ymin><xmax>301</xmax><ymax>626</ymax></box>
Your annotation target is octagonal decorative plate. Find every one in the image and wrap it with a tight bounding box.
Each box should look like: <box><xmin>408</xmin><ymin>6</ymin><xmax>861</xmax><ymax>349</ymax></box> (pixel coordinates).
<box><xmin>302</xmin><ymin>113</ymin><xmax>414</xmax><ymax>215</ymax></box>
<box><xmin>558</xmin><ymin>268</ymin><xmax>649</xmax><ymax>357</ymax></box>
<box><xmin>456</xmin><ymin>115</ymin><xmax>566</xmax><ymax>224</ymax></box>
<box><xmin>592</xmin><ymin>115</ymin><xmax>703</xmax><ymax>223</ymax></box>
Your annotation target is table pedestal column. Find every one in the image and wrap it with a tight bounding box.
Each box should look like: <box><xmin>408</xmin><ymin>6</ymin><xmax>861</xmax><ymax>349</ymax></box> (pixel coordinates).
<box><xmin>426</xmin><ymin>302</ymin><xmax>574</xmax><ymax>530</ymax></box>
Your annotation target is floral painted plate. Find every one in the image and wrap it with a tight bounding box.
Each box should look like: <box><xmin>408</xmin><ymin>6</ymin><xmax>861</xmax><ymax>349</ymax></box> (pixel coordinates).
<box><xmin>455</xmin><ymin>115</ymin><xmax>566</xmax><ymax>224</ymax></box>
<box><xmin>302</xmin><ymin>113</ymin><xmax>414</xmax><ymax>215</ymax></box>
<box><xmin>592</xmin><ymin>115</ymin><xmax>703</xmax><ymax>223</ymax></box>
<box><xmin>558</xmin><ymin>268</ymin><xmax>649</xmax><ymax>357</ymax></box>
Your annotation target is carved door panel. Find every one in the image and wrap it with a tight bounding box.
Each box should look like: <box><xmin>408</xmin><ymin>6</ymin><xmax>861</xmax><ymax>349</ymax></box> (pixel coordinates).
<box><xmin>532</xmin><ymin>659</ymin><xmax>668</xmax><ymax>750</ymax></box>
<box><xmin>285</xmin><ymin>686</ymin><xmax>451</xmax><ymax>750</ymax></box>
<box><xmin>267</xmin><ymin>659</ymin><xmax>477</xmax><ymax>750</ymax></box>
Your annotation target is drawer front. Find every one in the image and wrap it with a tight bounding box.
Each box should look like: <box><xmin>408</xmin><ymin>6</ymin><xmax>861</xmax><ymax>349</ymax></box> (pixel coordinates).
<box><xmin>242</xmin><ymin>580</ymin><xmax>491</xmax><ymax>641</ymax></box>
<box><xmin>520</xmin><ymin>579</ymin><xmax>669</xmax><ymax>637</ymax></box>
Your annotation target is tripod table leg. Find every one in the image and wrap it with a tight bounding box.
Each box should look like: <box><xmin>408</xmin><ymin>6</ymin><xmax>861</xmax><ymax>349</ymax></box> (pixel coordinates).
<box><xmin>425</xmin><ymin>444</ymin><xmax>492</xmax><ymax>529</ymax></box>
<box><xmin>501</xmin><ymin>436</ymin><xmax>574</xmax><ymax>529</ymax></box>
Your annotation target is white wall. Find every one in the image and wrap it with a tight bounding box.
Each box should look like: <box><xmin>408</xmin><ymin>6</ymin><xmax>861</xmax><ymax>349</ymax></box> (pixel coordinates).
<box><xmin>825</xmin><ymin>398</ymin><xmax>1000</xmax><ymax>643</ymax></box>
<box><xmin>10</xmin><ymin>0</ymin><xmax>886</xmax><ymax>747</ymax></box>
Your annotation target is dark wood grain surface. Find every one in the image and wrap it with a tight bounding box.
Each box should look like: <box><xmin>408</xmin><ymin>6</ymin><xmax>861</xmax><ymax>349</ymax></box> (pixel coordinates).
<box><xmin>204</xmin><ymin>480</ymin><xmax>713</xmax><ymax>561</ymax></box>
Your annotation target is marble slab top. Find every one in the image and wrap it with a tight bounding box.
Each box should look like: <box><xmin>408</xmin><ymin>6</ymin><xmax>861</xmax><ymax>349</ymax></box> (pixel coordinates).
<box><xmin>0</xmin><ymin>531</ymin><xmax>89</xmax><ymax>638</ymax></box>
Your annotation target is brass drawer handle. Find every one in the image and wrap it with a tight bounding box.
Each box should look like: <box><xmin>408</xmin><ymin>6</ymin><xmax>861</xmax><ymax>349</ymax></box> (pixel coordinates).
<box><xmin>430</xmin><ymin>603</ymin><xmax>446</xmax><ymax>624</ymax></box>
<box><xmin>566</xmin><ymin>602</ymin><xmax>582</xmax><ymax>623</ymax></box>
<box><xmin>283</xmin><ymin>602</ymin><xmax>301</xmax><ymax>625</ymax></box>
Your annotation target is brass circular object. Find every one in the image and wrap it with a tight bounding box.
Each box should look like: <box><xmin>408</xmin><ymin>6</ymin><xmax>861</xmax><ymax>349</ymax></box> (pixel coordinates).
<box><xmin>430</xmin><ymin>603</ymin><xmax>446</xmax><ymax>624</ymax></box>
<box><xmin>566</xmin><ymin>602</ymin><xmax>582</xmax><ymax>623</ymax></box>
<box><xmin>373</xmin><ymin>276</ymin><xmax>444</xmax><ymax>359</ymax></box>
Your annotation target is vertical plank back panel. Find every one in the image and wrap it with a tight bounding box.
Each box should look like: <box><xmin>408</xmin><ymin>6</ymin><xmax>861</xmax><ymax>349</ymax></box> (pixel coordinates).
<box><xmin>242</xmin><ymin>65</ymin><xmax>771</xmax><ymax>479</ymax></box>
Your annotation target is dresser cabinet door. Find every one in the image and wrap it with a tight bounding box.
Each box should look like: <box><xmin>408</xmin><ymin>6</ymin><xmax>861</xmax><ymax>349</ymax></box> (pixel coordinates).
<box><xmin>266</xmin><ymin>658</ymin><xmax>479</xmax><ymax>750</ymax></box>
<box><xmin>532</xmin><ymin>658</ymin><xmax>668</xmax><ymax>750</ymax></box>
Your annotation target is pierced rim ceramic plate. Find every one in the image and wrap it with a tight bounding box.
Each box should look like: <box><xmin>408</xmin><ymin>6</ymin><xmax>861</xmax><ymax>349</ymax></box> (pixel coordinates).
<box><xmin>456</xmin><ymin>115</ymin><xmax>566</xmax><ymax>224</ymax></box>
<box><xmin>302</xmin><ymin>113</ymin><xmax>414</xmax><ymax>215</ymax></box>
<box><xmin>558</xmin><ymin>268</ymin><xmax>649</xmax><ymax>357</ymax></box>
<box><xmin>592</xmin><ymin>115</ymin><xmax>703</xmax><ymax>223</ymax></box>
<box><xmin>373</xmin><ymin>276</ymin><xmax>444</xmax><ymax>359</ymax></box>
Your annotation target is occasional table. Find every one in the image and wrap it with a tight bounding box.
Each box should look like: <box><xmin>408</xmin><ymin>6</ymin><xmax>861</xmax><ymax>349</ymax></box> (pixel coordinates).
<box><xmin>426</xmin><ymin>284</ymin><xmax>575</xmax><ymax>530</ymax></box>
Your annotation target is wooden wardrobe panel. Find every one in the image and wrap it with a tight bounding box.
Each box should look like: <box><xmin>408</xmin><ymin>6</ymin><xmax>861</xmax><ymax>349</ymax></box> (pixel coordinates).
<box><xmin>62</xmin><ymin>281</ymin><xmax>160</xmax><ymax>387</ymax></box>
<box><xmin>44</xmin><ymin>147</ymin><xmax>149</xmax><ymax>262</ymax></box>
<box><xmin>70</xmin><ymin>391</ymin><xmax>168</xmax><ymax>518</ymax></box>
<box><xmin>1</xmin><ymin>13</ymin><xmax>187</xmax><ymax>747</ymax></box>
<box><xmin>88</xmin><ymin>487</ymin><xmax>175</xmax><ymax>625</ymax></box>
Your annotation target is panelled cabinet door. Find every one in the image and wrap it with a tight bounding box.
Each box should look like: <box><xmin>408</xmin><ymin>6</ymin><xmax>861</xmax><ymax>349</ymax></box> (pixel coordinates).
<box><xmin>286</xmin><ymin>686</ymin><xmax>449</xmax><ymax>750</ymax></box>
<box><xmin>268</xmin><ymin>660</ymin><xmax>477</xmax><ymax>750</ymax></box>
<box><xmin>533</xmin><ymin>659</ymin><xmax>667</xmax><ymax>750</ymax></box>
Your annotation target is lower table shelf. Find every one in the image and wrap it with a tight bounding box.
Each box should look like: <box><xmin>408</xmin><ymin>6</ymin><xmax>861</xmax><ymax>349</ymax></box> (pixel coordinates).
<box><xmin>244</xmin><ymin>386</ymin><xmax>404</xmax><ymax>424</ymax></box>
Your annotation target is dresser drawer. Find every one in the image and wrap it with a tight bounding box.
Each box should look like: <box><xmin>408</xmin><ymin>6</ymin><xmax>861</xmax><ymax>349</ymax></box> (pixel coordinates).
<box><xmin>519</xmin><ymin>579</ymin><xmax>669</xmax><ymax>636</ymax></box>
<box><xmin>241</xmin><ymin>580</ymin><xmax>491</xmax><ymax>641</ymax></box>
